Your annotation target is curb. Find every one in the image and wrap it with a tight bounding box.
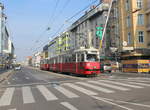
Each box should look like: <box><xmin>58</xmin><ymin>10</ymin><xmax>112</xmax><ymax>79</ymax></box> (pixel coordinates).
<box><xmin>0</xmin><ymin>70</ymin><xmax>14</xmax><ymax>83</ymax></box>
<box><xmin>111</xmin><ymin>71</ymin><xmax>150</xmax><ymax>77</ymax></box>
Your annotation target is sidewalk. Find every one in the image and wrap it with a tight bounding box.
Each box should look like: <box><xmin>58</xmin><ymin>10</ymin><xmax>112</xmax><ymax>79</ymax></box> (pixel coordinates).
<box><xmin>111</xmin><ymin>70</ymin><xmax>150</xmax><ymax>78</ymax></box>
<box><xmin>0</xmin><ymin>69</ymin><xmax>14</xmax><ymax>83</ymax></box>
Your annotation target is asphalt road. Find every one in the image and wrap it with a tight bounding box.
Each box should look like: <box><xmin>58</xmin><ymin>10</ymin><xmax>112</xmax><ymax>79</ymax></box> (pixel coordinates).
<box><xmin>0</xmin><ymin>67</ymin><xmax>150</xmax><ymax>110</ymax></box>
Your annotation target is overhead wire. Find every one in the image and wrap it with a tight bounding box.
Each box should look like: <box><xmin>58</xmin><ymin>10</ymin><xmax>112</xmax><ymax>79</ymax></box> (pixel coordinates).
<box><xmin>32</xmin><ymin>0</ymin><xmax>99</xmax><ymax>53</ymax></box>
<box><xmin>30</xmin><ymin>0</ymin><xmax>60</xmax><ymax>51</ymax></box>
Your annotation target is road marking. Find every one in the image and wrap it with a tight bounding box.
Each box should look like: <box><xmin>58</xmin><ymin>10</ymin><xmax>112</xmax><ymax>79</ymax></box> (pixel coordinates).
<box><xmin>25</xmin><ymin>77</ymin><xmax>29</xmax><ymax>79</ymax></box>
<box><xmin>93</xmin><ymin>96</ymin><xmax>150</xmax><ymax>108</ymax></box>
<box><xmin>127</xmin><ymin>82</ymin><xmax>150</xmax><ymax>87</ymax></box>
<box><xmin>61</xmin><ymin>102</ymin><xmax>78</xmax><ymax>110</ymax></box>
<box><xmin>37</xmin><ymin>85</ymin><xmax>58</xmax><ymax>101</ymax></box>
<box><xmin>8</xmin><ymin>109</ymin><xmax>16</xmax><ymax>110</ymax></box>
<box><xmin>100</xmin><ymin>80</ymin><xmax>143</xmax><ymax>88</ymax></box>
<box><xmin>0</xmin><ymin>88</ymin><xmax>15</xmax><ymax>106</ymax></box>
<box><xmin>88</xmin><ymin>81</ymin><xmax>130</xmax><ymax>91</ymax></box>
<box><xmin>22</xmin><ymin>86</ymin><xmax>35</xmax><ymax>104</ymax></box>
<box><xmin>92</xmin><ymin>96</ymin><xmax>134</xmax><ymax>110</ymax></box>
<box><xmin>64</xmin><ymin>83</ymin><xmax>98</xmax><ymax>96</ymax></box>
<box><xmin>7</xmin><ymin>82</ymin><xmax>10</xmax><ymax>84</ymax></box>
<box><xmin>76</xmin><ymin>82</ymin><xmax>114</xmax><ymax>93</ymax></box>
<box><xmin>54</xmin><ymin>86</ymin><xmax>79</xmax><ymax>98</ymax></box>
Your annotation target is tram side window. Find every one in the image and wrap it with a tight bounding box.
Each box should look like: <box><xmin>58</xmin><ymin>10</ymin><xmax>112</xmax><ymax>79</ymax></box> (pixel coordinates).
<box><xmin>81</xmin><ymin>54</ymin><xmax>84</xmax><ymax>62</ymax></box>
<box><xmin>77</xmin><ymin>54</ymin><xmax>81</xmax><ymax>62</ymax></box>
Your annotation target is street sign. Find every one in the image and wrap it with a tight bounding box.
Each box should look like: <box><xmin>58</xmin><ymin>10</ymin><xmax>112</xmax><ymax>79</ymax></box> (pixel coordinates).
<box><xmin>96</xmin><ymin>25</ymin><xmax>103</xmax><ymax>40</ymax></box>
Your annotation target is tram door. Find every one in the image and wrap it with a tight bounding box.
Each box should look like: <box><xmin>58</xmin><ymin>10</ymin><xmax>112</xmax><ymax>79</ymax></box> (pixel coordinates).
<box><xmin>71</xmin><ymin>53</ymin><xmax>77</xmax><ymax>73</ymax></box>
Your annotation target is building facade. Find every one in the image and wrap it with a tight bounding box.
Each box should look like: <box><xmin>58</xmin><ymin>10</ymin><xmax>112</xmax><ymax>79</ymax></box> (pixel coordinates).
<box><xmin>69</xmin><ymin>2</ymin><xmax>110</xmax><ymax>55</ymax></box>
<box><xmin>0</xmin><ymin>3</ymin><xmax>15</xmax><ymax>70</ymax></box>
<box><xmin>117</xmin><ymin>0</ymin><xmax>150</xmax><ymax>56</ymax></box>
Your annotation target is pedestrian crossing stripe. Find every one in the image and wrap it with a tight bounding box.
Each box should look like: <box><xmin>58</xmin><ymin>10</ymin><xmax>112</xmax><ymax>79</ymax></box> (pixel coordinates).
<box><xmin>127</xmin><ymin>82</ymin><xmax>150</xmax><ymax>87</ymax></box>
<box><xmin>88</xmin><ymin>81</ymin><xmax>130</xmax><ymax>91</ymax></box>
<box><xmin>0</xmin><ymin>88</ymin><xmax>15</xmax><ymax>106</ymax></box>
<box><xmin>22</xmin><ymin>86</ymin><xmax>35</xmax><ymax>104</ymax></box>
<box><xmin>63</xmin><ymin>83</ymin><xmax>98</xmax><ymax>96</ymax></box>
<box><xmin>54</xmin><ymin>86</ymin><xmax>79</xmax><ymax>98</ymax></box>
<box><xmin>0</xmin><ymin>80</ymin><xmax>149</xmax><ymax>107</ymax></box>
<box><xmin>99</xmin><ymin>80</ymin><xmax>143</xmax><ymax>88</ymax></box>
<box><xmin>37</xmin><ymin>85</ymin><xmax>58</xmax><ymax>101</ymax></box>
<box><xmin>76</xmin><ymin>82</ymin><xmax>114</xmax><ymax>93</ymax></box>
<box><xmin>61</xmin><ymin>102</ymin><xmax>79</xmax><ymax>110</ymax></box>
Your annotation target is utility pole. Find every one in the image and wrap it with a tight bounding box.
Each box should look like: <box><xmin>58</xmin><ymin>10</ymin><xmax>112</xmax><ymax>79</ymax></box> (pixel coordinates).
<box><xmin>99</xmin><ymin>0</ymin><xmax>114</xmax><ymax>53</ymax></box>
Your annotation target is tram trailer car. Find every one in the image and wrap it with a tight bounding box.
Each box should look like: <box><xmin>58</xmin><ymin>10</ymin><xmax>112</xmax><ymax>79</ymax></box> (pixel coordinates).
<box><xmin>40</xmin><ymin>48</ymin><xmax>101</xmax><ymax>76</ymax></box>
<box><xmin>40</xmin><ymin>59</ymin><xmax>50</xmax><ymax>71</ymax></box>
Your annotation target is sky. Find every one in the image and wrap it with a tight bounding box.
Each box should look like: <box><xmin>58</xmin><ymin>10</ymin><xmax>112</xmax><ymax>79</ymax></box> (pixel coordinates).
<box><xmin>1</xmin><ymin>0</ymin><xmax>99</xmax><ymax>61</ymax></box>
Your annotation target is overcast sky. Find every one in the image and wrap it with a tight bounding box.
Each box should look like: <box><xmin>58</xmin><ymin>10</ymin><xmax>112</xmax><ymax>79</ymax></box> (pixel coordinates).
<box><xmin>1</xmin><ymin>0</ymin><xmax>99</xmax><ymax>61</ymax></box>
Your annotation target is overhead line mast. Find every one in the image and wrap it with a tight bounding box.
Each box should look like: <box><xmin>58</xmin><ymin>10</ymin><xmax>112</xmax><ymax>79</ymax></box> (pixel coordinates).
<box><xmin>99</xmin><ymin>0</ymin><xmax>114</xmax><ymax>52</ymax></box>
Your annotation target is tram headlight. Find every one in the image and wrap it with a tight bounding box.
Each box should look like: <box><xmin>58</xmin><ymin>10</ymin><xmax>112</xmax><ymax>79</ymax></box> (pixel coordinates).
<box><xmin>87</xmin><ymin>63</ymin><xmax>91</xmax><ymax>66</ymax></box>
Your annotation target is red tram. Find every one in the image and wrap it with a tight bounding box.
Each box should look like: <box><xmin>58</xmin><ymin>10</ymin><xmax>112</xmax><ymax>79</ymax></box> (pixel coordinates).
<box><xmin>40</xmin><ymin>48</ymin><xmax>101</xmax><ymax>76</ymax></box>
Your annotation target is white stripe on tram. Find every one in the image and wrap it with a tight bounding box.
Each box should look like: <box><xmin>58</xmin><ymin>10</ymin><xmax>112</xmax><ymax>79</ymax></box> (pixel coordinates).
<box><xmin>37</xmin><ymin>85</ymin><xmax>58</xmax><ymax>101</ymax></box>
<box><xmin>76</xmin><ymin>82</ymin><xmax>114</xmax><ymax>93</ymax></box>
<box><xmin>63</xmin><ymin>83</ymin><xmax>98</xmax><ymax>96</ymax></box>
<box><xmin>61</xmin><ymin>102</ymin><xmax>78</xmax><ymax>110</ymax></box>
<box><xmin>22</xmin><ymin>86</ymin><xmax>35</xmax><ymax>104</ymax></box>
<box><xmin>88</xmin><ymin>81</ymin><xmax>130</xmax><ymax>91</ymax></box>
<box><xmin>0</xmin><ymin>88</ymin><xmax>15</xmax><ymax>106</ymax></box>
<box><xmin>100</xmin><ymin>80</ymin><xmax>143</xmax><ymax>88</ymax></box>
<box><xmin>54</xmin><ymin>86</ymin><xmax>79</xmax><ymax>98</ymax></box>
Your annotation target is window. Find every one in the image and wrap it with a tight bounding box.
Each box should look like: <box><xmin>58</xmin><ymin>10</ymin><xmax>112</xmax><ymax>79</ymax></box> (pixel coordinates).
<box><xmin>137</xmin><ymin>0</ymin><xmax>142</xmax><ymax>9</ymax></box>
<box><xmin>127</xmin><ymin>32</ymin><xmax>131</xmax><ymax>44</ymax></box>
<box><xmin>126</xmin><ymin>16</ymin><xmax>131</xmax><ymax>27</ymax></box>
<box><xmin>125</xmin><ymin>0</ymin><xmax>130</xmax><ymax>11</ymax></box>
<box><xmin>86</xmin><ymin>54</ymin><xmax>99</xmax><ymax>62</ymax></box>
<box><xmin>137</xmin><ymin>14</ymin><xmax>144</xmax><ymax>25</ymax></box>
<box><xmin>138</xmin><ymin>31</ymin><xmax>144</xmax><ymax>43</ymax></box>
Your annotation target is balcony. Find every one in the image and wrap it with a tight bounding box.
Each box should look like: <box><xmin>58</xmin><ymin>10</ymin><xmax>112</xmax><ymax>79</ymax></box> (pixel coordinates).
<box><xmin>146</xmin><ymin>24</ymin><xmax>150</xmax><ymax>31</ymax></box>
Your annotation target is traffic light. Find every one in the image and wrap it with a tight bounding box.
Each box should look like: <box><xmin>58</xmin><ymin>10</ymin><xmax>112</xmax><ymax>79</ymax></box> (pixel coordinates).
<box><xmin>96</xmin><ymin>25</ymin><xmax>103</xmax><ymax>40</ymax></box>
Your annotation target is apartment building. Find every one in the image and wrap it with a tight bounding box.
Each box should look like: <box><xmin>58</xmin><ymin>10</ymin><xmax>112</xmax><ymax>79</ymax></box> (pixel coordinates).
<box><xmin>69</xmin><ymin>1</ymin><xmax>110</xmax><ymax>57</ymax></box>
<box><xmin>0</xmin><ymin>3</ymin><xmax>15</xmax><ymax>70</ymax></box>
<box><xmin>117</xmin><ymin>0</ymin><xmax>150</xmax><ymax>56</ymax></box>
<box><xmin>145</xmin><ymin>0</ymin><xmax>150</xmax><ymax>48</ymax></box>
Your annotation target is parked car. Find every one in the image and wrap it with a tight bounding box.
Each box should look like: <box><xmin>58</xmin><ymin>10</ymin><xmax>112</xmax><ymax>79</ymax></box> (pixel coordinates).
<box><xmin>14</xmin><ymin>64</ymin><xmax>21</xmax><ymax>70</ymax></box>
<box><xmin>104</xmin><ymin>64</ymin><xmax>112</xmax><ymax>73</ymax></box>
<box><xmin>100</xmin><ymin>63</ymin><xmax>112</xmax><ymax>73</ymax></box>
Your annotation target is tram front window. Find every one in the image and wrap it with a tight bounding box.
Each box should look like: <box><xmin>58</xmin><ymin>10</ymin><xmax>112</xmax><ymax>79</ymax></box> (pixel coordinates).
<box><xmin>86</xmin><ymin>54</ymin><xmax>99</xmax><ymax>62</ymax></box>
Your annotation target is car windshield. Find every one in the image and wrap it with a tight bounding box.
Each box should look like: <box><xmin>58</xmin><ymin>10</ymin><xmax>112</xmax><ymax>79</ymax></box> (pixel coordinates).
<box><xmin>86</xmin><ymin>54</ymin><xmax>99</xmax><ymax>62</ymax></box>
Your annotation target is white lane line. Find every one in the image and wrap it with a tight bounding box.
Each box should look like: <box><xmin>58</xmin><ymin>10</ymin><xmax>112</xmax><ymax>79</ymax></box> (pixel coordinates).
<box><xmin>127</xmin><ymin>82</ymin><xmax>150</xmax><ymax>87</ymax></box>
<box><xmin>76</xmin><ymin>82</ymin><xmax>114</xmax><ymax>93</ymax></box>
<box><xmin>88</xmin><ymin>81</ymin><xmax>130</xmax><ymax>91</ymax></box>
<box><xmin>100</xmin><ymin>80</ymin><xmax>143</xmax><ymax>88</ymax></box>
<box><xmin>92</xmin><ymin>96</ymin><xmax>133</xmax><ymax>110</ymax></box>
<box><xmin>61</xmin><ymin>102</ymin><xmax>78</xmax><ymax>110</ymax></box>
<box><xmin>54</xmin><ymin>86</ymin><xmax>79</xmax><ymax>98</ymax></box>
<box><xmin>135</xmin><ymin>80</ymin><xmax>150</xmax><ymax>83</ymax></box>
<box><xmin>64</xmin><ymin>83</ymin><xmax>98</xmax><ymax>96</ymax></box>
<box><xmin>37</xmin><ymin>85</ymin><xmax>58</xmax><ymax>101</ymax></box>
<box><xmin>99</xmin><ymin>97</ymin><xmax>150</xmax><ymax>108</ymax></box>
<box><xmin>22</xmin><ymin>86</ymin><xmax>35</xmax><ymax>104</ymax></box>
<box><xmin>0</xmin><ymin>88</ymin><xmax>15</xmax><ymax>106</ymax></box>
